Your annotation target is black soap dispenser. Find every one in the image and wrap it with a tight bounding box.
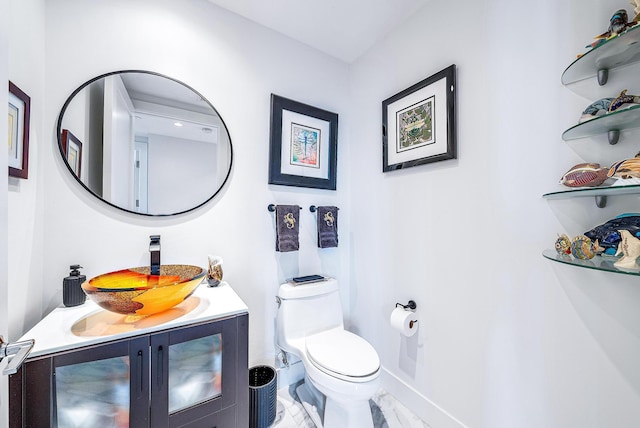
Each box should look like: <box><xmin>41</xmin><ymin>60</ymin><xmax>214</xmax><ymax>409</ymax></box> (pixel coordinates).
<box><xmin>63</xmin><ymin>265</ymin><xmax>86</xmax><ymax>307</ymax></box>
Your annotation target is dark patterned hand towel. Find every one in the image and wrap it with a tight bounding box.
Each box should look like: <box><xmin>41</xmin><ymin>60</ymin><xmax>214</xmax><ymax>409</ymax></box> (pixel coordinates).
<box><xmin>317</xmin><ymin>206</ymin><xmax>338</xmax><ymax>248</ymax></box>
<box><xmin>275</xmin><ymin>205</ymin><xmax>300</xmax><ymax>252</ymax></box>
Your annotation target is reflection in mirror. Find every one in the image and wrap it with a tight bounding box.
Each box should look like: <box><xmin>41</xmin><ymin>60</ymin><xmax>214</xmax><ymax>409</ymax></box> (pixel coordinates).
<box><xmin>57</xmin><ymin>71</ymin><xmax>233</xmax><ymax>216</ymax></box>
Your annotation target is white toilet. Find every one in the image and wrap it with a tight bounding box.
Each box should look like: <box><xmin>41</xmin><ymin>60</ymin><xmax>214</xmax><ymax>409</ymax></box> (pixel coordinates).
<box><xmin>276</xmin><ymin>278</ymin><xmax>380</xmax><ymax>428</ymax></box>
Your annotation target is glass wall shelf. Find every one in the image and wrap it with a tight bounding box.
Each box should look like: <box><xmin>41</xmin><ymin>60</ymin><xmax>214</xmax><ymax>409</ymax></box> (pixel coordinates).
<box><xmin>543</xmin><ymin>249</ymin><xmax>640</xmax><ymax>276</ymax></box>
<box><xmin>543</xmin><ymin>184</ymin><xmax>640</xmax><ymax>200</ymax></box>
<box><xmin>561</xmin><ymin>24</ymin><xmax>640</xmax><ymax>86</ymax></box>
<box><xmin>562</xmin><ymin>105</ymin><xmax>640</xmax><ymax>142</ymax></box>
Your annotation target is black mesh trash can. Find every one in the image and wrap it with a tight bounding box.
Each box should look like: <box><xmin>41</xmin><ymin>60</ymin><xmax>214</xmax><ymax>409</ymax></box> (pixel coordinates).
<box><xmin>249</xmin><ymin>365</ymin><xmax>277</xmax><ymax>428</ymax></box>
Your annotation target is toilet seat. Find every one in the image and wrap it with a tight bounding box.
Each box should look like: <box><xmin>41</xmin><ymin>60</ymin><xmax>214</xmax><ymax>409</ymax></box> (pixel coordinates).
<box><xmin>305</xmin><ymin>329</ymin><xmax>380</xmax><ymax>382</ymax></box>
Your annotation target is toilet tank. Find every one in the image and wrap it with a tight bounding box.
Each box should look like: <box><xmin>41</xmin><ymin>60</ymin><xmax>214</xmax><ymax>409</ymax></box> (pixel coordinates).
<box><xmin>276</xmin><ymin>278</ymin><xmax>344</xmax><ymax>347</ymax></box>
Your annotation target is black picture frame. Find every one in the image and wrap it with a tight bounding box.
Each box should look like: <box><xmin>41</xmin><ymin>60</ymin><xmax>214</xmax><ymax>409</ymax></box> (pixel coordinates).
<box><xmin>382</xmin><ymin>64</ymin><xmax>456</xmax><ymax>172</ymax></box>
<box><xmin>8</xmin><ymin>81</ymin><xmax>31</xmax><ymax>179</ymax></box>
<box><xmin>268</xmin><ymin>94</ymin><xmax>338</xmax><ymax>190</ymax></box>
<box><xmin>61</xmin><ymin>129</ymin><xmax>83</xmax><ymax>178</ymax></box>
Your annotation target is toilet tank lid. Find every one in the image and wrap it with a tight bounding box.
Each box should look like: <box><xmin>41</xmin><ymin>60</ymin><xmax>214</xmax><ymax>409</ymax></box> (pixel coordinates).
<box><xmin>278</xmin><ymin>277</ymin><xmax>338</xmax><ymax>299</ymax></box>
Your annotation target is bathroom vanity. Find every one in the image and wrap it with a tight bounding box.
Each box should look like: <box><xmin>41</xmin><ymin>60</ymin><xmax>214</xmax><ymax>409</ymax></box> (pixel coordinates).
<box><xmin>9</xmin><ymin>283</ymin><xmax>248</xmax><ymax>428</ymax></box>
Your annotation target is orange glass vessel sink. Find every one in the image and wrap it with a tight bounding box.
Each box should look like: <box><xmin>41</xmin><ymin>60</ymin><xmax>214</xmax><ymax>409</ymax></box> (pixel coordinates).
<box><xmin>82</xmin><ymin>265</ymin><xmax>206</xmax><ymax>316</ymax></box>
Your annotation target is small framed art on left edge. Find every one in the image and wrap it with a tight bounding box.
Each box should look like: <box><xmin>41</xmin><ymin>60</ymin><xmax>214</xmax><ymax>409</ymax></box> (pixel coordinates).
<box><xmin>8</xmin><ymin>81</ymin><xmax>31</xmax><ymax>179</ymax></box>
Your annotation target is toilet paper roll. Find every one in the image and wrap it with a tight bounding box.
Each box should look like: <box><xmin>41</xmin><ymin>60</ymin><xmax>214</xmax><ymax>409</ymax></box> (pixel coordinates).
<box><xmin>390</xmin><ymin>307</ymin><xmax>418</xmax><ymax>337</ymax></box>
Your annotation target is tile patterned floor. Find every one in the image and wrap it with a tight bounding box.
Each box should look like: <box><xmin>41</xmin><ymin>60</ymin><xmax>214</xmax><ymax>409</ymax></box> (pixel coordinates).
<box><xmin>272</xmin><ymin>383</ymin><xmax>430</xmax><ymax>428</ymax></box>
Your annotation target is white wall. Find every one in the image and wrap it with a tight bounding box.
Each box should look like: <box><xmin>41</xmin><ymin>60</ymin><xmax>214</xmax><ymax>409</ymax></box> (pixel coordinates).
<box><xmin>0</xmin><ymin>0</ymin><xmax>10</xmax><ymax>424</ymax></box>
<box><xmin>146</xmin><ymin>134</ymin><xmax>218</xmax><ymax>215</ymax></box>
<box><xmin>349</xmin><ymin>0</ymin><xmax>640</xmax><ymax>427</ymax></box>
<box><xmin>35</xmin><ymin>0</ymin><xmax>351</xmax><ymax>367</ymax></box>
<box><xmin>7</xmin><ymin>0</ymin><xmax>45</xmax><ymax>342</ymax></box>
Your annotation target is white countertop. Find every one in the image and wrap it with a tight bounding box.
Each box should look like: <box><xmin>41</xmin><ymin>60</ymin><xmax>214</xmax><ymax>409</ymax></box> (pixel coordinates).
<box><xmin>20</xmin><ymin>282</ymin><xmax>248</xmax><ymax>359</ymax></box>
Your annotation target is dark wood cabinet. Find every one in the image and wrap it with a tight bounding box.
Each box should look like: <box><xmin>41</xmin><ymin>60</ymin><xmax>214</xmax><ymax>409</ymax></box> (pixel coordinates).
<box><xmin>10</xmin><ymin>313</ymin><xmax>248</xmax><ymax>428</ymax></box>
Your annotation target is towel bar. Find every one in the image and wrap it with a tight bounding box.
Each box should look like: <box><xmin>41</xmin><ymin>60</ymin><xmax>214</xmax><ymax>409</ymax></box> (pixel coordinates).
<box><xmin>268</xmin><ymin>204</ymin><xmax>302</xmax><ymax>212</ymax></box>
<box><xmin>309</xmin><ymin>205</ymin><xmax>340</xmax><ymax>212</ymax></box>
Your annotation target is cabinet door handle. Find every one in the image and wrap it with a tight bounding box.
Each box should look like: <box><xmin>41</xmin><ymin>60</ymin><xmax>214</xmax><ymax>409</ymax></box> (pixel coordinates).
<box><xmin>157</xmin><ymin>345</ymin><xmax>163</xmax><ymax>387</ymax></box>
<box><xmin>137</xmin><ymin>350</ymin><xmax>143</xmax><ymax>394</ymax></box>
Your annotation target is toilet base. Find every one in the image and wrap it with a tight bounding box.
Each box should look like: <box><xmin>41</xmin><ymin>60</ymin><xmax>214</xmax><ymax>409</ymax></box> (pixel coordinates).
<box><xmin>296</xmin><ymin>382</ymin><xmax>323</xmax><ymax>427</ymax></box>
<box><xmin>298</xmin><ymin>377</ymin><xmax>374</xmax><ymax>428</ymax></box>
<box><xmin>324</xmin><ymin>396</ymin><xmax>373</xmax><ymax>428</ymax></box>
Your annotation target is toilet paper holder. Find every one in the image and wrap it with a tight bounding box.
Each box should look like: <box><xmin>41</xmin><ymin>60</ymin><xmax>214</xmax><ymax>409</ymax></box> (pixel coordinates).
<box><xmin>395</xmin><ymin>300</ymin><xmax>417</xmax><ymax>312</ymax></box>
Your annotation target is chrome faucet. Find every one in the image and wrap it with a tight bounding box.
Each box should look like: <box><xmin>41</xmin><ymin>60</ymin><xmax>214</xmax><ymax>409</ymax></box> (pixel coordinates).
<box><xmin>150</xmin><ymin>235</ymin><xmax>161</xmax><ymax>275</ymax></box>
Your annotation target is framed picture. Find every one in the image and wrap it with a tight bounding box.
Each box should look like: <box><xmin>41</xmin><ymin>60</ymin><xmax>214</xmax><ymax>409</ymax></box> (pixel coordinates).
<box><xmin>61</xmin><ymin>129</ymin><xmax>83</xmax><ymax>177</ymax></box>
<box><xmin>382</xmin><ymin>64</ymin><xmax>456</xmax><ymax>172</ymax></box>
<box><xmin>8</xmin><ymin>81</ymin><xmax>31</xmax><ymax>179</ymax></box>
<box><xmin>269</xmin><ymin>94</ymin><xmax>338</xmax><ymax>190</ymax></box>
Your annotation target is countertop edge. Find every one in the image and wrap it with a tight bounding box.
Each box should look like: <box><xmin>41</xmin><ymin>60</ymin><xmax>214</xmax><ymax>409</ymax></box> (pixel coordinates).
<box><xmin>20</xmin><ymin>282</ymin><xmax>249</xmax><ymax>359</ymax></box>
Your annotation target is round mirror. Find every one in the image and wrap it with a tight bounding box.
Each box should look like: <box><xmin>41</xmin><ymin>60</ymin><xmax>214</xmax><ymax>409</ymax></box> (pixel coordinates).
<box><xmin>57</xmin><ymin>70</ymin><xmax>233</xmax><ymax>216</ymax></box>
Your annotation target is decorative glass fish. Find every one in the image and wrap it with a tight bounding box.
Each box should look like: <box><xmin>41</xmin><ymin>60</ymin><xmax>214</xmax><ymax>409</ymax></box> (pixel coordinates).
<box><xmin>614</xmin><ymin>229</ymin><xmax>640</xmax><ymax>269</ymax></box>
<box><xmin>579</xmin><ymin>98</ymin><xmax>613</xmax><ymax>122</ymax></box>
<box><xmin>632</xmin><ymin>0</ymin><xmax>640</xmax><ymax>22</ymax></box>
<box><xmin>608</xmin><ymin>90</ymin><xmax>640</xmax><ymax>111</ymax></box>
<box><xmin>584</xmin><ymin>214</ymin><xmax>640</xmax><ymax>252</ymax></box>
<box><xmin>555</xmin><ymin>234</ymin><xmax>572</xmax><ymax>255</ymax></box>
<box><xmin>589</xmin><ymin>9</ymin><xmax>636</xmax><ymax>45</ymax></box>
<box><xmin>581</xmin><ymin>9</ymin><xmax>639</xmax><ymax>54</ymax></box>
<box><xmin>608</xmin><ymin>153</ymin><xmax>640</xmax><ymax>179</ymax></box>
<box><xmin>571</xmin><ymin>235</ymin><xmax>596</xmax><ymax>260</ymax></box>
<box><xmin>579</xmin><ymin>90</ymin><xmax>640</xmax><ymax>122</ymax></box>
<box><xmin>560</xmin><ymin>163</ymin><xmax>609</xmax><ymax>187</ymax></box>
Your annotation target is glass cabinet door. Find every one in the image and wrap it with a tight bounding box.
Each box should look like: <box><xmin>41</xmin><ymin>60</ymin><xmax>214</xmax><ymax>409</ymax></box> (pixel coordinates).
<box><xmin>55</xmin><ymin>355</ymin><xmax>130</xmax><ymax>427</ymax></box>
<box><xmin>167</xmin><ymin>333</ymin><xmax>222</xmax><ymax>412</ymax></box>
<box><xmin>53</xmin><ymin>336</ymin><xmax>150</xmax><ymax>428</ymax></box>
<box><xmin>151</xmin><ymin>317</ymin><xmax>238</xmax><ymax>428</ymax></box>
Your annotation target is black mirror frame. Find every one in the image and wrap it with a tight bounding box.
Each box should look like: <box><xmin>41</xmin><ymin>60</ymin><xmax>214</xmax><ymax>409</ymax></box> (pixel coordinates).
<box><xmin>56</xmin><ymin>70</ymin><xmax>234</xmax><ymax>217</ymax></box>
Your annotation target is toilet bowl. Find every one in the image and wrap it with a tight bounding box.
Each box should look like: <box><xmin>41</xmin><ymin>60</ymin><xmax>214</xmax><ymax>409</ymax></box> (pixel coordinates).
<box><xmin>276</xmin><ymin>278</ymin><xmax>380</xmax><ymax>428</ymax></box>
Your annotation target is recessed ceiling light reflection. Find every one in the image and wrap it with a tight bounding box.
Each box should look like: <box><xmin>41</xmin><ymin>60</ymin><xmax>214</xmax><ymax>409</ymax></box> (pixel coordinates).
<box><xmin>174</xmin><ymin>122</ymin><xmax>183</xmax><ymax>127</ymax></box>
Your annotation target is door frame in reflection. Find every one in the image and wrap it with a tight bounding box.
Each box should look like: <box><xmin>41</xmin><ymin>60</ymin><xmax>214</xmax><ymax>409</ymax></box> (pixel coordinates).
<box><xmin>134</xmin><ymin>139</ymin><xmax>149</xmax><ymax>213</ymax></box>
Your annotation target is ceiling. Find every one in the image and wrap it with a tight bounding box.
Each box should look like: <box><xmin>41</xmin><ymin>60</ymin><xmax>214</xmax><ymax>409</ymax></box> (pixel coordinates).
<box><xmin>120</xmin><ymin>72</ymin><xmax>221</xmax><ymax>143</ymax></box>
<box><xmin>206</xmin><ymin>0</ymin><xmax>430</xmax><ymax>63</ymax></box>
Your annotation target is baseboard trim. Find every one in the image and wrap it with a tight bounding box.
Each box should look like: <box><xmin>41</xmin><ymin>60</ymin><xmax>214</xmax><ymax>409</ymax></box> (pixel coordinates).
<box><xmin>380</xmin><ymin>368</ymin><xmax>468</xmax><ymax>428</ymax></box>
